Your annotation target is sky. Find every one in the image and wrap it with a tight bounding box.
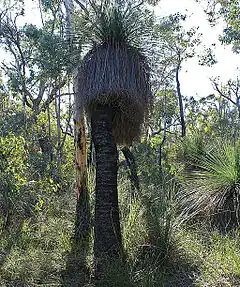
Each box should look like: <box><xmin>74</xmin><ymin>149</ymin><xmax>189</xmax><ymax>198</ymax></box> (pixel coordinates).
<box><xmin>157</xmin><ymin>0</ymin><xmax>240</xmax><ymax>99</ymax></box>
<box><xmin>1</xmin><ymin>0</ymin><xmax>240</xmax><ymax>99</ymax></box>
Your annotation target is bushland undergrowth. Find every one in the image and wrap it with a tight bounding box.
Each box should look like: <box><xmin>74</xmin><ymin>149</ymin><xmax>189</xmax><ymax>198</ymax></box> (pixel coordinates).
<box><xmin>1</xmin><ymin>136</ymin><xmax>240</xmax><ymax>287</ymax></box>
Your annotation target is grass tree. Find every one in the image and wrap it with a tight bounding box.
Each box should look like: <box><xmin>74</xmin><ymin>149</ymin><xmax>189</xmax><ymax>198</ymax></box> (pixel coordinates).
<box><xmin>182</xmin><ymin>139</ymin><xmax>240</xmax><ymax>231</ymax></box>
<box><xmin>76</xmin><ymin>0</ymin><xmax>152</xmax><ymax>263</ymax></box>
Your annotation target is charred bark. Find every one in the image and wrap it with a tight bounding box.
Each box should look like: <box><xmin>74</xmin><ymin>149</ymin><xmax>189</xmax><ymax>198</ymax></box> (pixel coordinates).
<box><xmin>75</xmin><ymin>116</ymin><xmax>90</xmax><ymax>241</ymax></box>
<box><xmin>91</xmin><ymin>106</ymin><xmax>122</xmax><ymax>260</ymax></box>
<box><xmin>73</xmin><ymin>67</ymin><xmax>90</xmax><ymax>243</ymax></box>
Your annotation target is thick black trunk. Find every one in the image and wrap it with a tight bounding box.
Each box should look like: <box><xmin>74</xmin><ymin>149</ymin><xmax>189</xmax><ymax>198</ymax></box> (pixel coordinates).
<box><xmin>176</xmin><ymin>63</ymin><xmax>186</xmax><ymax>137</ymax></box>
<box><xmin>91</xmin><ymin>106</ymin><xmax>122</xmax><ymax>259</ymax></box>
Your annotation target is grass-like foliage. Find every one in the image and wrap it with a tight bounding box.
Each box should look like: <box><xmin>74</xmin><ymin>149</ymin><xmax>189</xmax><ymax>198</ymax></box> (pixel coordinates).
<box><xmin>81</xmin><ymin>0</ymin><xmax>153</xmax><ymax>46</ymax></box>
<box><xmin>119</xmin><ymin>177</ymin><xmax>186</xmax><ymax>286</ymax></box>
<box><xmin>178</xmin><ymin>225</ymin><xmax>240</xmax><ymax>287</ymax></box>
<box><xmin>2</xmin><ymin>141</ymin><xmax>240</xmax><ymax>286</ymax></box>
<box><xmin>178</xmin><ymin>133</ymin><xmax>206</xmax><ymax>169</ymax></box>
<box><xmin>182</xmin><ymin>140</ymin><xmax>240</xmax><ymax>230</ymax></box>
<box><xmin>195</xmin><ymin>141</ymin><xmax>240</xmax><ymax>188</ymax></box>
<box><xmin>0</xmin><ymin>192</ymin><xmax>75</xmax><ymax>286</ymax></box>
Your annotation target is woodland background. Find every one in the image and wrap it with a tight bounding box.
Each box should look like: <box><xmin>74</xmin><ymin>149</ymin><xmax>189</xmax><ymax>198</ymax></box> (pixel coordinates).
<box><xmin>1</xmin><ymin>0</ymin><xmax>240</xmax><ymax>286</ymax></box>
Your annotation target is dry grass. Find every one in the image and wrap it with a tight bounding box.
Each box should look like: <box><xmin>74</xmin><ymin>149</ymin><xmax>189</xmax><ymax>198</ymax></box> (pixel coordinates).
<box><xmin>77</xmin><ymin>41</ymin><xmax>151</xmax><ymax>145</ymax></box>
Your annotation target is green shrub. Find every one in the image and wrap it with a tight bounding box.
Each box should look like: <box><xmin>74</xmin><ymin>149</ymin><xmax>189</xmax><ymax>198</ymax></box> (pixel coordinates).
<box><xmin>181</xmin><ymin>139</ymin><xmax>240</xmax><ymax>231</ymax></box>
<box><xmin>0</xmin><ymin>134</ymin><xmax>30</xmax><ymax>230</ymax></box>
<box><xmin>119</xmin><ymin>176</ymin><xmax>185</xmax><ymax>286</ymax></box>
<box><xmin>177</xmin><ymin>133</ymin><xmax>207</xmax><ymax>170</ymax></box>
<box><xmin>0</xmin><ymin>192</ymin><xmax>75</xmax><ymax>286</ymax></box>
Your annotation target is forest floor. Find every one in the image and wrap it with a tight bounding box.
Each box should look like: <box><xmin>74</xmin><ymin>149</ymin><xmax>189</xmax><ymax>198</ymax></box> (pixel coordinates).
<box><xmin>1</xmin><ymin>181</ymin><xmax>240</xmax><ymax>287</ymax></box>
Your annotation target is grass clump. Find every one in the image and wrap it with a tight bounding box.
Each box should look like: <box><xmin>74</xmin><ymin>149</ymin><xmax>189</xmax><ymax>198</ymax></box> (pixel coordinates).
<box><xmin>181</xmin><ymin>139</ymin><xmax>240</xmax><ymax>231</ymax></box>
<box><xmin>177</xmin><ymin>133</ymin><xmax>207</xmax><ymax>170</ymax></box>
<box><xmin>118</xmin><ymin>176</ymin><xmax>186</xmax><ymax>286</ymax></box>
<box><xmin>197</xmin><ymin>230</ymin><xmax>240</xmax><ymax>286</ymax></box>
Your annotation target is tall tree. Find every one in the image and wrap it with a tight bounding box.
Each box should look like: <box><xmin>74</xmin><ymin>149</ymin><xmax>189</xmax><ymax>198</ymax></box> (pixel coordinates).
<box><xmin>0</xmin><ymin>1</ymin><xmax>81</xmax><ymax>118</ymax></box>
<box><xmin>155</xmin><ymin>14</ymin><xmax>201</xmax><ymax>137</ymax></box>
<box><xmin>0</xmin><ymin>1</ymin><xmax>80</xmax><ymax>171</ymax></box>
<box><xmin>60</xmin><ymin>0</ymin><xmax>91</xmax><ymax>242</ymax></box>
<box><xmin>76</xmin><ymin>0</ymin><xmax>152</xmax><ymax>266</ymax></box>
<box><xmin>73</xmin><ymin>67</ymin><xmax>90</xmax><ymax>242</ymax></box>
<box><xmin>212</xmin><ymin>78</ymin><xmax>240</xmax><ymax>137</ymax></box>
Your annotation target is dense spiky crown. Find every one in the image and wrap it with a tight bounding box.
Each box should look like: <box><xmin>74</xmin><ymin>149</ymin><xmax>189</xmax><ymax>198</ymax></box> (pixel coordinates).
<box><xmin>80</xmin><ymin>0</ymin><xmax>153</xmax><ymax>46</ymax></box>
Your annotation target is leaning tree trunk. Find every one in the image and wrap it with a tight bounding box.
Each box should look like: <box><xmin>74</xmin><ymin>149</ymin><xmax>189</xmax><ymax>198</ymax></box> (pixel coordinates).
<box><xmin>91</xmin><ymin>106</ymin><xmax>122</xmax><ymax>262</ymax></box>
<box><xmin>121</xmin><ymin>146</ymin><xmax>140</xmax><ymax>193</ymax></box>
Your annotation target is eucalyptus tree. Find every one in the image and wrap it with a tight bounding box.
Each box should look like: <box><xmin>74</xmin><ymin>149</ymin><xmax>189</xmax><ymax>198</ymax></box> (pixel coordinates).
<box><xmin>0</xmin><ymin>1</ymin><xmax>80</xmax><ymax>166</ymax></box>
<box><xmin>0</xmin><ymin>6</ymin><xmax>74</xmax><ymax>115</ymax></box>
<box><xmin>219</xmin><ymin>0</ymin><xmax>240</xmax><ymax>53</ymax></box>
<box><xmin>154</xmin><ymin>14</ymin><xmax>201</xmax><ymax>137</ymax></box>
<box><xmin>199</xmin><ymin>0</ymin><xmax>240</xmax><ymax>53</ymax></box>
<box><xmin>76</xmin><ymin>0</ymin><xmax>152</xmax><ymax>261</ymax></box>
<box><xmin>211</xmin><ymin>78</ymin><xmax>240</xmax><ymax>137</ymax></box>
<box><xmin>185</xmin><ymin>94</ymin><xmax>236</xmax><ymax>138</ymax></box>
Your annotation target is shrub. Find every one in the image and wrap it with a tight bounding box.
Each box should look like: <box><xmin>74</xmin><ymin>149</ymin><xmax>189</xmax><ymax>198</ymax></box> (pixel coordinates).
<box><xmin>181</xmin><ymin>139</ymin><xmax>240</xmax><ymax>231</ymax></box>
<box><xmin>120</xmin><ymin>176</ymin><xmax>185</xmax><ymax>286</ymax></box>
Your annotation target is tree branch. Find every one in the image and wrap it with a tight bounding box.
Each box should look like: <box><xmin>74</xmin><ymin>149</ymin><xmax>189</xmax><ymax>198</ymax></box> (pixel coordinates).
<box><xmin>40</xmin><ymin>74</ymin><xmax>69</xmax><ymax>113</ymax></box>
<box><xmin>212</xmin><ymin>80</ymin><xmax>237</xmax><ymax>106</ymax></box>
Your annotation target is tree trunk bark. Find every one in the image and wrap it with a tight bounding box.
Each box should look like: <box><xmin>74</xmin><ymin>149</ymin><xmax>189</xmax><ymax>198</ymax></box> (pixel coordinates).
<box><xmin>158</xmin><ymin>92</ymin><xmax>167</xmax><ymax>182</ymax></box>
<box><xmin>75</xmin><ymin>113</ymin><xmax>90</xmax><ymax>241</ymax></box>
<box><xmin>56</xmin><ymin>84</ymin><xmax>61</xmax><ymax>171</ymax></box>
<box><xmin>73</xmin><ymin>68</ymin><xmax>90</xmax><ymax>242</ymax></box>
<box><xmin>236</xmin><ymin>98</ymin><xmax>240</xmax><ymax>138</ymax></box>
<box><xmin>121</xmin><ymin>146</ymin><xmax>140</xmax><ymax>193</ymax></box>
<box><xmin>91</xmin><ymin>106</ymin><xmax>122</xmax><ymax>260</ymax></box>
<box><xmin>176</xmin><ymin>62</ymin><xmax>186</xmax><ymax>137</ymax></box>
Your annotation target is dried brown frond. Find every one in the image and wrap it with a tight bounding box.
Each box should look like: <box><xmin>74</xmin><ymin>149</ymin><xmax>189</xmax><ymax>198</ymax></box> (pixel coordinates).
<box><xmin>77</xmin><ymin>41</ymin><xmax>152</xmax><ymax>145</ymax></box>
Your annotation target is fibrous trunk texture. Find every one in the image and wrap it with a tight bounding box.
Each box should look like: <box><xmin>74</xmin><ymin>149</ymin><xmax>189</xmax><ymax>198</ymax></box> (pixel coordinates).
<box><xmin>78</xmin><ymin>42</ymin><xmax>151</xmax><ymax>145</ymax></box>
<box><xmin>91</xmin><ymin>106</ymin><xmax>122</xmax><ymax>260</ymax></box>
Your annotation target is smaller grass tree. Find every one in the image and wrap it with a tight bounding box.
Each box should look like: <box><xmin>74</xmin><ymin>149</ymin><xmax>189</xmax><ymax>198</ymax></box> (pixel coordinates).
<box><xmin>76</xmin><ymin>0</ymin><xmax>152</xmax><ymax>264</ymax></box>
<box><xmin>182</xmin><ymin>139</ymin><xmax>240</xmax><ymax>231</ymax></box>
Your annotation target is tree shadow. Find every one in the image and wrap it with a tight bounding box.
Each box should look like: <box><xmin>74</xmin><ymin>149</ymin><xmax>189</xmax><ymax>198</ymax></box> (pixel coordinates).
<box><xmin>62</xmin><ymin>240</ymin><xmax>91</xmax><ymax>287</ymax></box>
<box><xmin>93</xmin><ymin>255</ymin><xmax>136</xmax><ymax>287</ymax></box>
<box><xmin>131</xmin><ymin>242</ymin><xmax>197</xmax><ymax>287</ymax></box>
<box><xmin>163</xmin><ymin>258</ymin><xmax>196</xmax><ymax>287</ymax></box>
<box><xmin>62</xmin><ymin>189</ymin><xmax>92</xmax><ymax>287</ymax></box>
